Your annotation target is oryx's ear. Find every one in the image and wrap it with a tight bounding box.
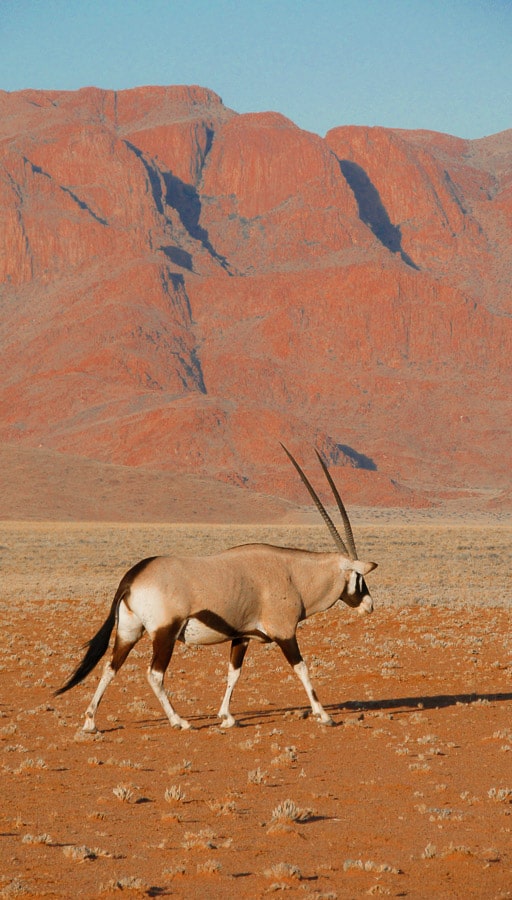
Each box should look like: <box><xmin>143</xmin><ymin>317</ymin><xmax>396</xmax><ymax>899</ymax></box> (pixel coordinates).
<box><xmin>340</xmin><ymin>559</ymin><xmax>377</xmax><ymax>575</ymax></box>
<box><xmin>354</xmin><ymin>560</ymin><xmax>378</xmax><ymax>576</ymax></box>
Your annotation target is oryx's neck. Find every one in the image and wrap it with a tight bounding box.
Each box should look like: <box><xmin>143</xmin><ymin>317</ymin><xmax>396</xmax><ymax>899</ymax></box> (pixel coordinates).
<box><xmin>288</xmin><ymin>551</ymin><xmax>347</xmax><ymax>618</ymax></box>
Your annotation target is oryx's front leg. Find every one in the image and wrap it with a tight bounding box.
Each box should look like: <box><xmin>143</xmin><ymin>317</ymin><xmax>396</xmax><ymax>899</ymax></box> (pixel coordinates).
<box><xmin>218</xmin><ymin>638</ymin><xmax>249</xmax><ymax>728</ymax></box>
<box><xmin>276</xmin><ymin>635</ymin><xmax>334</xmax><ymax>726</ymax></box>
<box><xmin>147</xmin><ymin>623</ymin><xmax>191</xmax><ymax>730</ymax></box>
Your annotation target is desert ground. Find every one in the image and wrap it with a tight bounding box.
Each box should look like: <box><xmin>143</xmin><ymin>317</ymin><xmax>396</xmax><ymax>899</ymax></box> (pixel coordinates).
<box><xmin>1</xmin><ymin>520</ymin><xmax>511</xmax><ymax>899</ymax></box>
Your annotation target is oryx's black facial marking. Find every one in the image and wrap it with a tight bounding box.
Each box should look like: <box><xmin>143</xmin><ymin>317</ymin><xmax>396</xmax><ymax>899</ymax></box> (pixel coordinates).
<box><xmin>341</xmin><ymin>570</ymin><xmax>371</xmax><ymax>610</ymax></box>
<box><xmin>346</xmin><ymin>571</ymin><xmax>359</xmax><ymax>596</ymax></box>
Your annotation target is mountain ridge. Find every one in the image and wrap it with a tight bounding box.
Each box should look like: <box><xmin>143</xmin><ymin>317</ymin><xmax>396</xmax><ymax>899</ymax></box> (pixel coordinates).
<box><xmin>1</xmin><ymin>85</ymin><xmax>510</xmax><ymax>519</ymax></box>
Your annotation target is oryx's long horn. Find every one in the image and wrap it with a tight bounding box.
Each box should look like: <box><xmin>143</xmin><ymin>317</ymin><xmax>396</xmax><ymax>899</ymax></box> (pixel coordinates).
<box><xmin>314</xmin><ymin>450</ymin><xmax>357</xmax><ymax>560</ymax></box>
<box><xmin>280</xmin><ymin>443</ymin><xmax>350</xmax><ymax>557</ymax></box>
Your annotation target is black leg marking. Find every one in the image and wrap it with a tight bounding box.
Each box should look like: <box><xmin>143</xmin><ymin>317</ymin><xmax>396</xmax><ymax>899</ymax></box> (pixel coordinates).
<box><xmin>276</xmin><ymin>635</ymin><xmax>334</xmax><ymax>725</ymax></box>
<box><xmin>230</xmin><ymin>637</ymin><xmax>250</xmax><ymax>671</ymax></box>
<box><xmin>147</xmin><ymin>622</ymin><xmax>191</xmax><ymax>729</ymax></box>
<box><xmin>150</xmin><ymin>622</ymin><xmax>182</xmax><ymax>676</ymax></box>
<box><xmin>275</xmin><ymin>635</ymin><xmax>303</xmax><ymax>668</ymax></box>
<box><xmin>110</xmin><ymin>636</ymin><xmax>137</xmax><ymax>673</ymax></box>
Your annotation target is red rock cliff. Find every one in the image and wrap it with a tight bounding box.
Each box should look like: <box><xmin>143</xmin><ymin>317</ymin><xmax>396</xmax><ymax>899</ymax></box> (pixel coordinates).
<box><xmin>1</xmin><ymin>86</ymin><xmax>511</xmax><ymax>512</ymax></box>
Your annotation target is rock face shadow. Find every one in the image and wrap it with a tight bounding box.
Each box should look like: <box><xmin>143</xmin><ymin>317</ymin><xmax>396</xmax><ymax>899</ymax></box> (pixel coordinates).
<box><xmin>339</xmin><ymin>159</ymin><xmax>419</xmax><ymax>270</ymax></box>
<box><xmin>124</xmin><ymin>140</ymin><xmax>231</xmax><ymax>273</ymax></box>
<box><xmin>163</xmin><ymin>172</ymin><xmax>231</xmax><ymax>273</ymax></box>
<box><xmin>328</xmin><ymin>442</ymin><xmax>377</xmax><ymax>472</ymax></box>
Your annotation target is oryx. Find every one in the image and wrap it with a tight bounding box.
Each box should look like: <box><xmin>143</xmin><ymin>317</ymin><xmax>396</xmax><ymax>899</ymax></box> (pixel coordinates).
<box><xmin>55</xmin><ymin>446</ymin><xmax>377</xmax><ymax>731</ymax></box>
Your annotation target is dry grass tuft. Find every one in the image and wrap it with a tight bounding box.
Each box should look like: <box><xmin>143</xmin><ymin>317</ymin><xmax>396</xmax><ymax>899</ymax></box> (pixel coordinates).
<box><xmin>182</xmin><ymin>828</ymin><xmax>217</xmax><ymax>850</ymax></box>
<box><xmin>267</xmin><ymin>799</ymin><xmax>313</xmax><ymax>832</ymax></box>
<box><xmin>343</xmin><ymin>859</ymin><xmax>401</xmax><ymax>874</ymax></box>
<box><xmin>487</xmin><ymin>787</ymin><xmax>512</xmax><ymax>802</ymax></box>
<box><xmin>164</xmin><ymin>784</ymin><xmax>186</xmax><ymax>804</ymax></box>
<box><xmin>62</xmin><ymin>845</ymin><xmax>98</xmax><ymax>862</ymax></box>
<box><xmin>263</xmin><ymin>862</ymin><xmax>303</xmax><ymax>881</ymax></box>
<box><xmin>168</xmin><ymin>759</ymin><xmax>192</xmax><ymax>776</ymax></box>
<box><xmin>112</xmin><ymin>784</ymin><xmax>135</xmax><ymax>803</ymax></box>
<box><xmin>271</xmin><ymin>799</ymin><xmax>312</xmax><ymax>822</ymax></box>
<box><xmin>162</xmin><ymin>863</ymin><xmax>187</xmax><ymax>879</ymax></box>
<box><xmin>99</xmin><ymin>876</ymin><xmax>147</xmax><ymax>892</ymax></box>
<box><xmin>248</xmin><ymin>766</ymin><xmax>268</xmax><ymax>784</ymax></box>
<box><xmin>206</xmin><ymin>798</ymin><xmax>236</xmax><ymax>815</ymax></box>
<box><xmin>271</xmin><ymin>745</ymin><xmax>298</xmax><ymax>767</ymax></box>
<box><xmin>0</xmin><ymin>878</ymin><xmax>30</xmax><ymax>898</ymax></box>
<box><xmin>21</xmin><ymin>833</ymin><xmax>52</xmax><ymax>845</ymax></box>
<box><xmin>196</xmin><ymin>859</ymin><xmax>222</xmax><ymax>875</ymax></box>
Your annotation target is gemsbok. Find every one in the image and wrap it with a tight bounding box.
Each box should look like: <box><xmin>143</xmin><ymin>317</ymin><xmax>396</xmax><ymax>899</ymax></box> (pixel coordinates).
<box><xmin>55</xmin><ymin>445</ymin><xmax>377</xmax><ymax>731</ymax></box>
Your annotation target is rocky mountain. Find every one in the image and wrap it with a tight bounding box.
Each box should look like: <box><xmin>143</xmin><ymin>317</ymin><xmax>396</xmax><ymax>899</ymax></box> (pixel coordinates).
<box><xmin>1</xmin><ymin>85</ymin><xmax>510</xmax><ymax>518</ymax></box>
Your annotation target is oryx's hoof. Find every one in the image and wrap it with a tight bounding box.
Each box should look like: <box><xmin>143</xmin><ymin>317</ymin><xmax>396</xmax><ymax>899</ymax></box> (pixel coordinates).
<box><xmin>171</xmin><ymin>717</ymin><xmax>191</xmax><ymax>730</ymax></box>
<box><xmin>219</xmin><ymin>716</ymin><xmax>238</xmax><ymax>729</ymax></box>
<box><xmin>82</xmin><ymin>717</ymin><xmax>98</xmax><ymax>734</ymax></box>
<box><xmin>320</xmin><ymin>716</ymin><xmax>335</xmax><ymax>727</ymax></box>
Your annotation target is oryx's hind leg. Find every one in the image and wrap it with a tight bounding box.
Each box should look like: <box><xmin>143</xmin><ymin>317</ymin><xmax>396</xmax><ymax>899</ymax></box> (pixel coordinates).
<box><xmin>276</xmin><ymin>635</ymin><xmax>334</xmax><ymax>726</ymax></box>
<box><xmin>83</xmin><ymin>601</ymin><xmax>143</xmax><ymax>733</ymax></box>
<box><xmin>147</xmin><ymin>621</ymin><xmax>190</xmax><ymax>730</ymax></box>
<box><xmin>218</xmin><ymin>638</ymin><xmax>249</xmax><ymax>728</ymax></box>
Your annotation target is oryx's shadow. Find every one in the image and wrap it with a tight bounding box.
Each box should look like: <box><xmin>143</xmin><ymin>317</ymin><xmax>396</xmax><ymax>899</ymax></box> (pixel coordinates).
<box><xmin>137</xmin><ymin>690</ymin><xmax>512</xmax><ymax>730</ymax></box>
<box><xmin>333</xmin><ymin>691</ymin><xmax>512</xmax><ymax>714</ymax></box>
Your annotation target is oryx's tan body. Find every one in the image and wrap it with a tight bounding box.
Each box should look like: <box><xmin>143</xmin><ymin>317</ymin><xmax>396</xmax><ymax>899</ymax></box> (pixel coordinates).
<box><xmin>56</xmin><ymin>449</ymin><xmax>377</xmax><ymax>732</ymax></box>
<box><xmin>132</xmin><ymin>544</ymin><xmax>373</xmax><ymax>643</ymax></box>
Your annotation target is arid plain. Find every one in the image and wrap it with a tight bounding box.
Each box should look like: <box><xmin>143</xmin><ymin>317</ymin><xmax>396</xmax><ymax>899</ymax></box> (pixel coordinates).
<box><xmin>1</xmin><ymin>518</ymin><xmax>511</xmax><ymax>899</ymax></box>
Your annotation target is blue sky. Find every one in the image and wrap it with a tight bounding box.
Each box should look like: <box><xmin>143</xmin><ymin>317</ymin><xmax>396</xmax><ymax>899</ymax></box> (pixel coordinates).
<box><xmin>2</xmin><ymin>0</ymin><xmax>511</xmax><ymax>139</ymax></box>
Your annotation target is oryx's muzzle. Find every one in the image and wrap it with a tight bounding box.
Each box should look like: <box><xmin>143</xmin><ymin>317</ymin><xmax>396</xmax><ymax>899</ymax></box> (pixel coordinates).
<box><xmin>358</xmin><ymin>595</ymin><xmax>373</xmax><ymax>616</ymax></box>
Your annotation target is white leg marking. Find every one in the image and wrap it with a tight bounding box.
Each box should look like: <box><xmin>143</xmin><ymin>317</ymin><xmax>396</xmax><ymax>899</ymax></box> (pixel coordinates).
<box><xmin>147</xmin><ymin>668</ymin><xmax>190</xmax><ymax>730</ymax></box>
<box><xmin>83</xmin><ymin>662</ymin><xmax>116</xmax><ymax>733</ymax></box>
<box><xmin>117</xmin><ymin>600</ymin><xmax>144</xmax><ymax>643</ymax></box>
<box><xmin>218</xmin><ymin>662</ymin><xmax>241</xmax><ymax>728</ymax></box>
<box><xmin>293</xmin><ymin>660</ymin><xmax>334</xmax><ymax>725</ymax></box>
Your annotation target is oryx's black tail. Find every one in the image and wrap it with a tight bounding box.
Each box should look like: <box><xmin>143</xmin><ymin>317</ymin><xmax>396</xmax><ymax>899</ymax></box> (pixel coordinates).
<box><xmin>54</xmin><ymin>592</ymin><xmax>120</xmax><ymax>696</ymax></box>
<box><xmin>54</xmin><ymin>556</ymin><xmax>157</xmax><ymax>696</ymax></box>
